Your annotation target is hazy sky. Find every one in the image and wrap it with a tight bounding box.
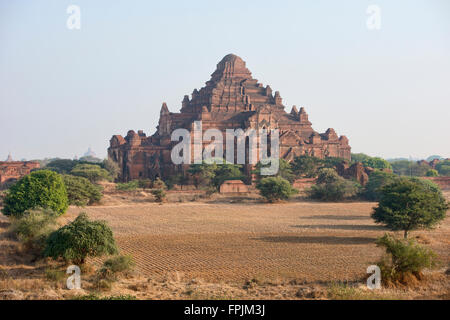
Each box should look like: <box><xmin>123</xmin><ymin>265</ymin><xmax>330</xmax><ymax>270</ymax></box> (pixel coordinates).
<box><xmin>1</xmin><ymin>0</ymin><xmax>449</xmax><ymax>161</ymax></box>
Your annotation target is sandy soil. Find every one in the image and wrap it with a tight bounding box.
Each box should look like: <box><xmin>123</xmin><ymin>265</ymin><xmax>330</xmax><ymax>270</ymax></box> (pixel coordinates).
<box><xmin>1</xmin><ymin>192</ymin><xmax>449</xmax><ymax>300</ymax></box>
<box><xmin>60</xmin><ymin>200</ymin><xmax>450</xmax><ymax>284</ymax></box>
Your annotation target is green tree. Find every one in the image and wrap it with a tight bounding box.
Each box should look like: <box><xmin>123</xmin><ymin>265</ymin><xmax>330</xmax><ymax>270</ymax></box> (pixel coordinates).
<box><xmin>292</xmin><ymin>155</ymin><xmax>322</xmax><ymax>178</ymax></box>
<box><xmin>44</xmin><ymin>212</ymin><xmax>118</xmax><ymax>265</ymax></box>
<box><xmin>254</xmin><ymin>159</ymin><xmax>295</xmax><ymax>182</ymax></box>
<box><xmin>308</xmin><ymin>168</ymin><xmax>361</xmax><ymax>201</ymax></box>
<box><xmin>371</xmin><ymin>178</ymin><xmax>448</xmax><ymax>238</ymax></box>
<box><xmin>435</xmin><ymin>160</ymin><xmax>450</xmax><ymax>176</ymax></box>
<box><xmin>71</xmin><ymin>164</ymin><xmax>111</xmax><ymax>183</ymax></box>
<box><xmin>351</xmin><ymin>153</ymin><xmax>370</xmax><ymax>163</ymax></box>
<box><xmin>188</xmin><ymin>162</ymin><xmax>217</xmax><ymax>188</ymax></box>
<box><xmin>363</xmin><ymin>170</ymin><xmax>399</xmax><ymax>201</ymax></box>
<box><xmin>212</xmin><ymin>163</ymin><xmax>244</xmax><ymax>189</ymax></box>
<box><xmin>390</xmin><ymin>160</ymin><xmax>430</xmax><ymax>177</ymax></box>
<box><xmin>362</xmin><ymin>157</ymin><xmax>392</xmax><ymax>170</ymax></box>
<box><xmin>256</xmin><ymin>176</ymin><xmax>298</xmax><ymax>202</ymax></box>
<box><xmin>45</xmin><ymin>159</ymin><xmax>79</xmax><ymax>174</ymax></box>
<box><xmin>62</xmin><ymin>174</ymin><xmax>102</xmax><ymax>206</ymax></box>
<box><xmin>2</xmin><ymin>170</ymin><xmax>69</xmax><ymax>217</ymax></box>
<box><xmin>425</xmin><ymin>169</ymin><xmax>438</xmax><ymax>177</ymax></box>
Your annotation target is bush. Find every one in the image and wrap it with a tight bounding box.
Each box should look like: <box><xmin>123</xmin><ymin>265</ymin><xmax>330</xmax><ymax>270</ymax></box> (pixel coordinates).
<box><xmin>292</xmin><ymin>155</ymin><xmax>322</xmax><ymax>178</ymax></box>
<box><xmin>372</xmin><ymin>178</ymin><xmax>448</xmax><ymax>238</ymax></box>
<box><xmin>102</xmin><ymin>159</ymin><xmax>120</xmax><ymax>180</ymax></box>
<box><xmin>308</xmin><ymin>168</ymin><xmax>361</xmax><ymax>201</ymax></box>
<box><xmin>363</xmin><ymin>170</ymin><xmax>399</xmax><ymax>201</ymax></box>
<box><xmin>10</xmin><ymin>208</ymin><xmax>58</xmax><ymax>251</ymax></box>
<box><xmin>256</xmin><ymin>177</ymin><xmax>298</xmax><ymax>202</ymax></box>
<box><xmin>44</xmin><ymin>212</ymin><xmax>118</xmax><ymax>264</ymax></box>
<box><xmin>435</xmin><ymin>160</ymin><xmax>450</xmax><ymax>176</ymax></box>
<box><xmin>62</xmin><ymin>174</ymin><xmax>102</xmax><ymax>206</ymax></box>
<box><xmin>116</xmin><ymin>180</ymin><xmax>140</xmax><ymax>191</ymax></box>
<box><xmin>362</xmin><ymin>157</ymin><xmax>392</xmax><ymax>170</ymax></box>
<box><xmin>70</xmin><ymin>164</ymin><xmax>111</xmax><ymax>183</ymax></box>
<box><xmin>425</xmin><ymin>169</ymin><xmax>438</xmax><ymax>177</ymax></box>
<box><xmin>45</xmin><ymin>159</ymin><xmax>79</xmax><ymax>174</ymax></box>
<box><xmin>2</xmin><ymin>170</ymin><xmax>69</xmax><ymax>217</ymax></box>
<box><xmin>253</xmin><ymin>159</ymin><xmax>295</xmax><ymax>183</ymax></box>
<box><xmin>97</xmin><ymin>255</ymin><xmax>134</xmax><ymax>281</ymax></box>
<box><xmin>375</xmin><ymin>234</ymin><xmax>438</xmax><ymax>284</ymax></box>
<box><xmin>151</xmin><ymin>189</ymin><xmax>166</xmax><ymax>202</ymax></box>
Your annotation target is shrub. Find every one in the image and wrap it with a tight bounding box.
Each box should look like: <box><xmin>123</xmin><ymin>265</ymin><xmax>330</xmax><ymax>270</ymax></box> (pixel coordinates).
<box><xmin>70</xmin><ymin>164</ymin><xmax>111</xmax><ymax>183</ymax></box>
<box><xmin>102</xmin><ymin>159</ymin><xmax>120</xmax><ymax>180</ymax></box>
<box><xmin>44</xmin><ymin>212</ymin><xmax>118</xmax><ymax>265</ymax></box>
<box><xmin>45</xmin><ymin>159</ymin><xmax>79</xmax><ymax>174</ymax></box>
<box><xmin>292</xmin><ymin>155</ymin><xmax>322</xmax><ymax>178</ymax></box>
<box><xmin>152</xmin><ymin>178</ymin><xmax>167</xmax><ymax>190</ymax></box>
<box><xmin>253</xmin><ymin>159</ymin><xmax>295</xmax><ymax>182</ymax></box>
<box><xmin>372</xmin><ymin>178</ymin><xmax>448</xmax><ymax>238</ymax></box>
<box><xmin>308</xmin><ymin>168</ymin><xmax>361</xmax><ymax>201</ymax></box>
<box><xmin>375</xmin><ymin>234</ymin><xmax>438</xmax><ymax>284</ymax></box>
<box><xmin>256</xmin><ymin>177</ymin><xmax>298</xmax><ymax>202</ymax></box>
<box><xmin>188</xmin><ymin>161</ymin><xmax>244</xmax><ymax>190</ymax></box>
<box><xmin>97</xmin><ymin>255</ymin><xmax>134</xmax><ymax>281</ymax></box>
<box><xmin>425</xmin><ymin>169</ymin><xmax>438</xmax><ymax>177</ymax></box>
<box><xmin>116</xmin><ymin>180</ymin><xmax>140</xmax><ymax>191</ymax></box>
<box><xmin>363</xmin><ymin>170</ymin><xmax>399</xmax><ymax>201</ymax></box>
<box><xmin>151</xmin><ymin>189</ymin><xmax>166</xmax><ymax>202</ymax></box>
<box><xmin>362</xmin><ymin>157</ymin><xmax>392</xmax><ymax>170</ymax></box>
<box><xmin>435</xmin><ymin>160</ymin><xmax>450</xmax><ymax>176</ymax></box>
<box><xmin>10</xmin><ymin>208</ymin><xmax>59</xmax><ymax>251</ymax></box>
<box><xmin>62</xmin><ymin>174</ymin><xmax>102</xmax><ymax>206</ymax></box>
<box><xmin>2</xmin><ymin>170</ymin><xmax>69</xmax><ymax>217</ymax></box>
<box><xmin>138</xmin><ymin>179</ymin><xmax>152</xmax><ymax>189</ymax></box>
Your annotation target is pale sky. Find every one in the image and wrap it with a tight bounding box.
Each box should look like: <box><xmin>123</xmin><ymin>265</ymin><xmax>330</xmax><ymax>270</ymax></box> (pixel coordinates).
<box><xmin>1</xmin><ymin>0</ymin><xmax>449</xmax><ymax>161</ymax></box>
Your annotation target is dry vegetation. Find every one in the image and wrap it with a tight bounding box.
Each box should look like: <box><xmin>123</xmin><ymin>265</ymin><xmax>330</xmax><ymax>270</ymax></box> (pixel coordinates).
<box><xmin>0</xmin><ymin>188</ymin><xmax>449</xmax><ymax>300</ymax></box>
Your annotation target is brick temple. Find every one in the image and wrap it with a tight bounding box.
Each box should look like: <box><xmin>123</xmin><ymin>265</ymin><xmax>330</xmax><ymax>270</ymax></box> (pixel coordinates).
<box><xmin>0</xmin><ymin>157</ymin><xmax>40</xmax><ymax>186</ymax></box>
<box><xmin>108</xmin><ymin>54</ymin><xmax>351</xmax><ymax>182</ymax></box>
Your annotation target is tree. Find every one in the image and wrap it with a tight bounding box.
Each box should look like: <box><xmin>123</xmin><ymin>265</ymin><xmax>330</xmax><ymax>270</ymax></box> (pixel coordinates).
<box><xmin>256</xmin><ymin>177</ymin><xmax>298</xmax><ymax>202</ymax></box>
<box><xmin>425</xmin><ymin>169</ymin><xmax>439</xmax><ymax>177</ymax></box>
<box><xmin>351</xmin><ymin>153</ymin><xmax>370</xmax><ymax>163</ymax></box>
<box><xmin>362</xmin><ymin>157</ymin><xmax>392</xmax><ymax>170</ymax></box>
<box><xmin>188</xmin><ymin>162</ymin><xmax>217</xmax><ymax>188</ymax></box>
<box><xmin>390</xmin><ymin>160</ymin><xmax>430</xmax><ymax>177</ymax></box>
<box><xmin>308</xmin><ymin>168</ymin><xmax>361</xmax><ymax>201</ymax></box>
<box><xmin>371</xmin><ymin>178</ymin><xmax>448</xmax><ymax>238</ymax></box>
<box><xmin>2</xmin><ymin>170</ymin><xmax>69</xmax><ymax>217</ymax></box>
<box><xmin>45</xmin><ymin>159</ymin><xmax>79</xmax><ymax>174</ymax></box>
<box><xmin>62</xmin><ymin>174</ymin><xmax>102</xmax><ymax>206</ymax></box>
<box><xmin>44</xmin><ymin>212</ymin><xmax>118</xmax><ymax>265</ymax></box>
<box><xmin>70</xmin><ymin>164</ymin><xmax>111</xmax><ymax>183</ymax></box>
<box><xmin>292</xmin><ymin>155</ymin><xmax>322</xmax><ymax>178</ymax></box>
<box><xmin>435</xmin><ymin>160</ymin><xmax>450</xmax><ymax>176</ymax></box>
<box><xmin>188</xmin><ymin>161</ymin><xmax>244</xmax><ymax>190</ymax></box>
<box><xmin>254</xmin><ymin>159</ymin><xmax>295</xmax><ymax>182</ymax></box>
<box><xmin>103</xmin><ymin>159</ymin><xmax>120</xmax><ymax>180</ymax></box>
<box><xmin>363</xmin><ymin>170</ymin><xmax>399</xmax><ymax>201</ymax></box>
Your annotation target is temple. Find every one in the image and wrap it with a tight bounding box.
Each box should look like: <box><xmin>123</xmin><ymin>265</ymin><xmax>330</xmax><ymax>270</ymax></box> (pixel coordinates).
<box><xmin>108</xmin><ymin>54</ymin><xmax>351</xmax><ymax>182</ymax></box>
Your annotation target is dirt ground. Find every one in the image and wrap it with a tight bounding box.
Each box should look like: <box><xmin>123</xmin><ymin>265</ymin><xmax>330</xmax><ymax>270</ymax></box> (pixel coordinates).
<box><xmin>1</xmin><ymin>190</ymin><xmax>449</xmax><ymax>300</ymax></box>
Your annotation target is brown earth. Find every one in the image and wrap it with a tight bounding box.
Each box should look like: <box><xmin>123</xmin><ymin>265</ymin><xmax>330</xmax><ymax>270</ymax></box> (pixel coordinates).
<box><xmin>1</xmin><ymin>190</ymin><xmax>449</xmax><ymax>300</ymax></box>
